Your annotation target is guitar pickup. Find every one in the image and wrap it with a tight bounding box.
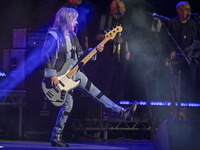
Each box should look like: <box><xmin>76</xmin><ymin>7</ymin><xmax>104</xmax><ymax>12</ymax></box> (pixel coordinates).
<box><xmin>46</xmin><ymin>90</ymin><xmax>54</xmax><ymax>98</ymax></box>
<box><xmin>53</xmin><ymin>87</ymin><xmax>59</xmax><ymax>93</ymax></box>
<box><xmin>59</xmin><ymin>81</ymin><xmax>65</xmax><ymax>87</ymax></box>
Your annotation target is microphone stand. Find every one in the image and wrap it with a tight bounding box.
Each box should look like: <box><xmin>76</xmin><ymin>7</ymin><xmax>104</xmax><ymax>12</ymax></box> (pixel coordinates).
<box><xmin>161</xmin><ymin>20</ymin><xmax>190</xmax><ymax>120</ymax></box>
<box><xmin>114</xmin><ymin>0</ymin><xmax>120</xmax><ymax>102</ymax></box>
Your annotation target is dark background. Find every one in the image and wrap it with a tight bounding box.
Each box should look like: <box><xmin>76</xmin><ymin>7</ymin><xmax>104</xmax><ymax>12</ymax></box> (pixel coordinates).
<box><xmin>0</xmin><ymin>0</ymin><xmax>200</xmax><ymax>139</ymax></box>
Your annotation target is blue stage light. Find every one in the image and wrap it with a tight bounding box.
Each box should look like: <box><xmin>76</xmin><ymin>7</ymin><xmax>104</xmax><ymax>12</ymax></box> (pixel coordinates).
<box><xmin>118</xmin><ymin>100</ymin><xmax>200</xmax><ymax>107</ymax></box>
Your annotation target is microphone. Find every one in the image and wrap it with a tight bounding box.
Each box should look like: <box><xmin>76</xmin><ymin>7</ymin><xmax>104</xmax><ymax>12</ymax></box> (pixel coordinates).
<box><xmin>190</xmin><ymin>13</ymin><xmax>200</xmax><ymax>19</ymax></box>
<box><xmin>148</xmin><ymin>13</ymin><xmax>169</xmax><ymax>21</ymax></box>
<box><xmin>191</xmin><ymin>13</ymin><xmax>199</xmax><ymax>16</ymax></box>
<box><xmin>115</xmin><ymin>0</ymin><xmax>120</xmax><ymax>10</ymax></box>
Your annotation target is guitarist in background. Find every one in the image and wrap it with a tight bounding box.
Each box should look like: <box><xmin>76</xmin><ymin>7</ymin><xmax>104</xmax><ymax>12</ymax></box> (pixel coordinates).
<box><xmin>164</xmin><ymin>1</ymin><xmax>200</xmax><ymax>120</ymax></box>
<box><xmin>41</xmin><ymin>8</ymin><xmax>137</xmax><ymax>147</ymax></box>
<box><xmin>166</xmin><ymin>1</ymin><xmax>200</xmax><ymax>103</ymax></box>
<box><xmin>96</xmin><ymin>0</ymin><xmax>130</xmax><ymax>104</ymax></box>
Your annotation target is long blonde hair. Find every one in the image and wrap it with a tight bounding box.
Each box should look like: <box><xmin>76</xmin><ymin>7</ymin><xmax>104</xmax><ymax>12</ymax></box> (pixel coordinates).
<box><xmin>51</xmin><ymin>7</ymin><xmax>78</xmax><ymax>32</ymax></box>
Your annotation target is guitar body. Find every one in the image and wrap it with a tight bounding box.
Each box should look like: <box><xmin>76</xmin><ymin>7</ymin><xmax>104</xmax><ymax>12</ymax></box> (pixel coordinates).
<box><xmin>41</xmin><ymin>59</ymin><xmax>80</xmax><ymax>107</ymax></box>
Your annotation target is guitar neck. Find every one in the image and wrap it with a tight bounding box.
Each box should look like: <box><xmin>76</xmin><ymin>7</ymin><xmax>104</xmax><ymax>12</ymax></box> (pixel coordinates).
<box><xmin>67</xmin><ymin>38</ymin><xmax>108</xmax><ymax>79</ymax></box>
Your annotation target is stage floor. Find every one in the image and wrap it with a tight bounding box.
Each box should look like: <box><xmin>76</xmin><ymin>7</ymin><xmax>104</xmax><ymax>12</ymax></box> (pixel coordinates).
<box><xmin>0</xmin><ymin>140</ymin><xmax>153</xmax><ymax>150</ymax></box>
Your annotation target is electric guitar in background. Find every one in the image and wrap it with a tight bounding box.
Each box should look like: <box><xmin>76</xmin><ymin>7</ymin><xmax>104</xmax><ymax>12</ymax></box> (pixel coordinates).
<box><xmin>164</xmin><ymin>46</ymin><xmax>191</xmax><ymax>120</ymax></box>
<box><xmin>41</xmin><ymin>26</ymin><xmax>123</xmax><ymax>107</ymax></box>
<box><xmin>169</xmin><ymin>68</ymin><xmax>188</xmax><ymax>121</ymax></box>
<box><xmin>170</xmin><ymin>76</ymin><xmax>188</xmax><ymax>120</ymax></box>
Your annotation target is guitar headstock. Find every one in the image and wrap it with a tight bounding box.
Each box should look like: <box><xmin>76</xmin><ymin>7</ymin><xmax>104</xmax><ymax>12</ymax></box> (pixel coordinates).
<box><xmin>105</xmin><ymin>26</ymin><xmax>123</xmax><ymax>40</ymax></box>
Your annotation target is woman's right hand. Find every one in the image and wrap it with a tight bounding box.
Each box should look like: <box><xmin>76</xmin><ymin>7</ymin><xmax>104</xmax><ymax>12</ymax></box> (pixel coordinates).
<box><xmin>51</xmin><ymin>76</ymin><xmax>59</xmax><ymax>87</ymax></box>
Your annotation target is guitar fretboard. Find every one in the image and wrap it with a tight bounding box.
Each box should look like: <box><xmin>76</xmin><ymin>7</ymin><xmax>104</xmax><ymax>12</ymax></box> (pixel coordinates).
<box><xmin>67</xmin><ymin>38</ymin><xmax>109</xmax><ymax>79</ymax></box>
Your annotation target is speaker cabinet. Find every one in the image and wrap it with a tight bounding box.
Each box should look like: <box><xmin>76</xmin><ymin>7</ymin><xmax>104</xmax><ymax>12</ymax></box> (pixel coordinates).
<box><xmin>13</xmin><ymin>29</ymin><xmax>46</xmax><ymax>49</ymax></box>
<box><xmin>153</xmin><ymin>120</ymin><xmax>200</xmax><ymax>150</ymax></box>
<box><xmin>3</xmin><ymin>49</ymin><xmax>25</xmax><ymax>89</ymax></box>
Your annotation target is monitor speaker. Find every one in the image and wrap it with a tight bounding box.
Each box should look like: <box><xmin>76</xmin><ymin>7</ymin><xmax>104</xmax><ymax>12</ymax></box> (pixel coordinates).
<box><xmin>153</xmin><ymin>120</ymin><xmax>200</xmax><ymax>150</ymax></box>
<box><xmin>3</xmin><ymin>49</ymin><xmax>25</xmax><ymax>89</ymax></box>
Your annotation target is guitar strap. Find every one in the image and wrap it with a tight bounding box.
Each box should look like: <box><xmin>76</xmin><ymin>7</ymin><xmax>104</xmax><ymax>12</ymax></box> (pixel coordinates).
<box><xmin>53</xmin><ymin>31</ymin><xmax>67</xmax><ymax>72</ymax></box>
<box><xmin>58</xmin><ymin>30</ymin><xmax>67</xmax><ymax>56</ymax></box>
<box><xmin>70</xmin><ymin>32</ymin><xmax>83</xmax><ymax>60</ymax></box>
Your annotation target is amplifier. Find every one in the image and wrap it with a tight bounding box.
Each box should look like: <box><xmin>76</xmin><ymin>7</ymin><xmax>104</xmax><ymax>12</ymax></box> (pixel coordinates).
<box><xmin>13</xmin><ymin>29</ymin><xmax>47</xmax><ymax>48</ymax></box>
<box><xmin>3</xmin><ymin>49</ymin><xmax>25</xmax><ymax>89</ymax></box>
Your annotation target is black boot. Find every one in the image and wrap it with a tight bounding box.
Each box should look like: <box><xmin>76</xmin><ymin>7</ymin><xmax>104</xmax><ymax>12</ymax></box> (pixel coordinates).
<box><xmin>119</xmin><ymin>101</ymin><xmax>137</xmax><ymax>120</ymax></box>
<box><xmin>50</xmin><ymin>136</ymin><xmax>70</xmax><ymax>147</ymax></box>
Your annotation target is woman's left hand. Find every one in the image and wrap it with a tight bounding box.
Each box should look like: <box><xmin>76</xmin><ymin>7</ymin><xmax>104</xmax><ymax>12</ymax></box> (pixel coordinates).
<box><xmin>96</xmin><ymin>45</ymin><xmax>104</xmax><ymax>52</ymax></box>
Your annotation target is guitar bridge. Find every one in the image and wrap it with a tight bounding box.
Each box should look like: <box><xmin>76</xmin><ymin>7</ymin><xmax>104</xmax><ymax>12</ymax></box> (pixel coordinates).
<box><xmin>53</xmin><ymin>87</ymin><xmax>59</xmax><ymax>93</ymax></box>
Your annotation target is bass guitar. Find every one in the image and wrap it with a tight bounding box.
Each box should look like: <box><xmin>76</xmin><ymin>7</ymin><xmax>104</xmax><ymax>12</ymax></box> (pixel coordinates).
<box><xmin>41</xmin><ymin>26</ymin><xmax>123</xmax><ymax>107</ymax></box>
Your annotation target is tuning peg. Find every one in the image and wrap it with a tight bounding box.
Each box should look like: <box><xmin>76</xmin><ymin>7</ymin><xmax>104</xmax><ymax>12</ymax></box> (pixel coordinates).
<box><xmin>104</xmin><ymin>30</ymin><xmax>107</xmax><ymax>34</ymax></box>
<box><xmin>114</xmin><ymin>23</ymin><xmax>118</xmax><ymax>27</ymax></box>
<box><xmin>111</xmin><ymin>26</ymin><xmax>115</xmax><ymax>30</ymax></box>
